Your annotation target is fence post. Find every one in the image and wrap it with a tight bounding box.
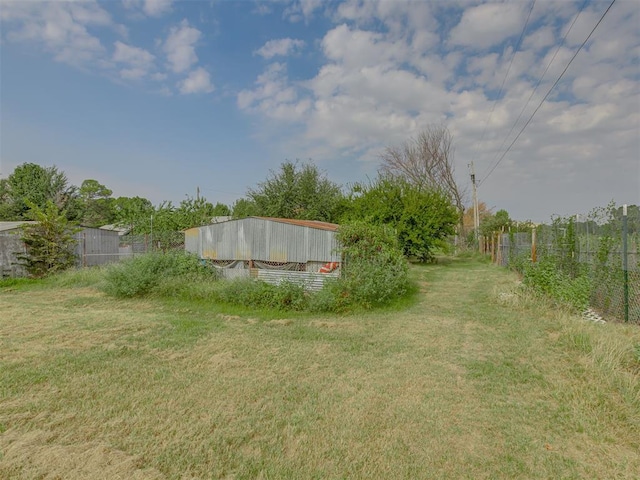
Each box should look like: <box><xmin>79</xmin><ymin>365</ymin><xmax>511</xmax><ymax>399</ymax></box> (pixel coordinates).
<box><xmin>531</xmin><ymin>227</ymin><xmax>537</xmax><ymax>263</ymax></box>
<box><xmin>623</xmin><ymin>204</ymin><xmax>629</xmax><ymax>323</ymax></box>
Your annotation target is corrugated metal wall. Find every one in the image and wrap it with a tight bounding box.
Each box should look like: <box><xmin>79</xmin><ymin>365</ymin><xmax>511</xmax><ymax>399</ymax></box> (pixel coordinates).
<box><xmin>0</xmin><ymin>233</ymin><xmax>27</xmax><ymax>278</ymax></box>
<box><xmin>257</xmin><ymin>270</ymin><xmax>339</xmax><ymax>291</ymax></box>
<box><xmin>185</xmin><ymin>218</ymin><xmax>340</xmax><ymax>263</ymax></box>
<box><xmin>75</xmin><ymin>228</ymin><xmax>121</xmax><ymax>266</ymax></box>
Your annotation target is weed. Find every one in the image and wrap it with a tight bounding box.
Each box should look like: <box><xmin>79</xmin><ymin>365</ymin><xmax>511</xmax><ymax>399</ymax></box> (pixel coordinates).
<box><xmin>102</xmin><ymin>251</ymin><xmax>216</xmax><ymax>298</ymax></box>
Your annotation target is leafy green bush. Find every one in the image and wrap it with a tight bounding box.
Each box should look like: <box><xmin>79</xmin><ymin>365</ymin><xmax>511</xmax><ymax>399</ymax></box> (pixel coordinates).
<box><xmin>102</xmin><ymin>223</ymin><xmax>412</xmax><ymax>313</ymax></box>
<box><xmin>521</xmin><ymin>255</ymin><xmax>592</xmax><ymax>311</ymax></box>
<box><xmin>103</xmin><ymin>252</ymin><xmax>216</xmax><ymax>298</ymax></box>
<box><xmin>309</xmin><ymin>222</ymin><xmax>410</xmax><ymax>312</ymax></box>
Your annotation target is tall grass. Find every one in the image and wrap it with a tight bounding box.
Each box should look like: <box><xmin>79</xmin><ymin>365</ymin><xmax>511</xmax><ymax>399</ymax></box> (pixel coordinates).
<box><xmin>97</xmin><ymin>247</ymin><xmax>413</xmax><ymax>313</ymax></box>
<box><xmin>1</xmin><ymin>256</ymin><xmax>638</xmax><ymax>479</ymax></box>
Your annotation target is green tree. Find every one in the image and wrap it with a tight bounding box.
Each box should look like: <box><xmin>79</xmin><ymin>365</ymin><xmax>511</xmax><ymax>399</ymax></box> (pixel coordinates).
<box><xmin>178</xmin><ymin>197</ymin><xmax>215</xmax><ymax>229</ymax></box>
<box><xmin>379</xmin><ymin>125</ymin><xmax>465</xmax><ymax>227</ymax></box>
<box><xmin>112</xmin><ymin>196</ymin><xmax>154</xmax><ymax>233</ymax></box>
<box><xmin>232</xmin><ymin>198</ymin><xmax>259</xmax><ymax>218</ymax></box>
<box><xmin>212</xmin><ymin>202</ymin><xmax>231</xmax><ymax>217</ymax></box>
<box><xmin>480</xmin><ymin>209</ymin><xmax>512</xmax><ymax>236</ymax></box>
<box><xmin>247</xmin><ymin>160</ymin><xmax>344</xmax><ymax>222</ymax></box>
<box><xmin>77</xmin><ymin>179</ymin><xmax>115</xmax><ymax>227</ymax></box>
<box><xmin>344</xmin><ymin>176</ymin><xmax>458</xmax><ymax>262</ymax></box>
<box><xmin>0</xmin><ymin>163</ymin><xmax>74</xmax><ymax>220</ymax></box>
<box><xmin>18</xmin><ymin>200</ymin><xmax>80</xmax><ymax>277</ymax></box>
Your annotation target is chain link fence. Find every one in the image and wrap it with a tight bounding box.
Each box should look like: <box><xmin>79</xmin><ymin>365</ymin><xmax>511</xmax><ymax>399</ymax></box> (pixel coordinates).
<box><xmin>496</xmin><ymin>208</ymin><xmax>639</xmax><ymax>324</ymax></box>
<box><xmin>78</xmin><ymin>232</ymin><xmax>185</xmax><ymax>266</ymax></box>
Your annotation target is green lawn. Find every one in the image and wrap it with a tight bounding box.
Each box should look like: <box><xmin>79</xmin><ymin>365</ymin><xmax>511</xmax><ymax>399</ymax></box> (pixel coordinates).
<box><xmin>1</xmin><ymin>257</ymin><xmax>638</xmax><ymax>479</ymax></box>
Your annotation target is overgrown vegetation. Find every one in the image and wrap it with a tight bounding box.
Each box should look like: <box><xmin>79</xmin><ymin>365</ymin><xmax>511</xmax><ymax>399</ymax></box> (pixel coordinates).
<box><xmin>510</xmin><ymin>204</ymin><xmax>639</xmax><ymax>322</ymax></box>
<box><xmin>343</xmin><ymin>177</ymin><xmax>458</xmax><ymax>262</ymax></box>
<box><xmin>103</xmin><ymin>251</ymin><xmax>217</xmax><ymax>298</ymax></box>
<box><xmin>1</xmin><ymin>257</ymin><xmax>638</xmax><ymax>479</ymax></box>
<box><xmin>99</xmin><ymin>222</ymin><xmax>411</xmax><ymax>313</ymax></box>
<box><xmin>17</xmin><ymin>201</ymin><xmax>80</xmax><ymax>278</ymax></box>
<box><xmin>518</xmin><ymin>254</ymin><xmax>592</xmax><ymax>311</ymax></box>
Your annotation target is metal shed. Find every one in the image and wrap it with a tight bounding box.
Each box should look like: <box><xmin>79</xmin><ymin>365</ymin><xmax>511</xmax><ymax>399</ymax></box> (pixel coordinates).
<box><xmin>74</xmin><ymin>227</ymin><xmax>121</xmax><ymax>266</ymax></box>
<box><xmin>0</xmin><ymin>222</ymin><xmax>36</xmax><ymax>278</ymax></box>
<box><xmin>184</xmin><ymin>217</ymin><xmax>341</xmax><ymax>288</ymax></box>
<box><xmin>0</xmin><ymin>222</ymin><xmax>122</xmax><ymax>277</ymax></box>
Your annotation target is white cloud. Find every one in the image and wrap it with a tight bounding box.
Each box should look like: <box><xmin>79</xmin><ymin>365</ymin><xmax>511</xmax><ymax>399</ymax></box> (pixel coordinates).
<box><xmin>1</xmin><ymin>1</ymin><xmax>112</xmax><ymax>68</ymax></box>
<box><xmin>113</xmin><ymin>41</ymin><xmax>155</xmax><ymax>79</ymax></box>
<box><xmin>449</xmin><ymin>2</ymin><xmax>525</xmax><ymax>49</ymax></box>
<box><xmin>143</xmin><ymin>0</ymin><xmax>173</xmax><ymax>17</ymax></box>
<box><xmin>255</xmin><ymin>38</ymin><xmax>305</xmax><ymax>59</ymax></box>
<box><xmin>523</xmin><ymin>25</ymin><xmax>556</xmax><ymax>51</ymax></box>
<box><xmin>322</xmin><ymin>24</ymin><xmax>408</xmax><ymax>68</ymax></box>
<box><xmin>122</xmin><ymin>0</ymin><xmax>174</xmax><ymax>18</ymax></box>
<box><xmin>238</xmin><ymin>63</ymin><xmax>309</xmax><ymax>121</ymax></box>
<box><xmin>335</xmin><ymin>0</ymin><xmax>436</xmax><ymax>39</ymax></box>
<box><xmin>163</xmin><ymin>19</ymin><xmax>201</xmax><ymax>73</ymax></box>
<box><xmin>283</xmin><ymin>0</ymin><xmax>324</xmax><ymax>23</ymax></box>
<box><xmin>178</xmin><ymin>67</ymin><xmax>214</xmax><ymax>94</ymax></box>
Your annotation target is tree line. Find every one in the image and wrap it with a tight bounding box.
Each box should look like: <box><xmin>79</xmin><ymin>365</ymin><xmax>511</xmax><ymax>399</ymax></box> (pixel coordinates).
<box><xmin>2</xmin><ymin>125</ymin><xmax>519</xmax><ymax>262</ymax></box>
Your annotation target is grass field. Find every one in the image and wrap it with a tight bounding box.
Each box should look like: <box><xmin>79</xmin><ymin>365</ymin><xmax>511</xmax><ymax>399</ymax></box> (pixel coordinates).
<box><xmin>1</xmin><ymin>256</ymin><xmax>639</xmax><ymax>479</ymax></box>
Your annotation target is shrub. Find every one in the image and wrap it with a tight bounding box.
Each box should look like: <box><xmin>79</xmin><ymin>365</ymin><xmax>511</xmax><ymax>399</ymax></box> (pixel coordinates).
<box><xmin>103</xmin><ymin>252</ymin><xmax>216</xmax><ymax>298</ymax></box>
<box><xmin>309</xmin><ymin>222</ymin><xmax>410</xmax><ymax>312</ymax></box>
<box><xmin>18</xmin><ymin>200</ymin><xmax>80</xmax><ymax>278</ymax></box>
<box><xmin>521</xmin><ymin>255</ymin><xmax>592</xmax><ymax>311</ymax></box>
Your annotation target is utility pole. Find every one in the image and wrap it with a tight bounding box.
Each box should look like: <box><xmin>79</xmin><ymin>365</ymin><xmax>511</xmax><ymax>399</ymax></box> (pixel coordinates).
<box><xmin>468</xmin><ymin>162</ymin><xmax>480</xmax><ymax>246</ymax></box>
<box><xmin>196</xmin><ymin>186</ymin><xmax>200</xmax><ymax>201</ymax></box>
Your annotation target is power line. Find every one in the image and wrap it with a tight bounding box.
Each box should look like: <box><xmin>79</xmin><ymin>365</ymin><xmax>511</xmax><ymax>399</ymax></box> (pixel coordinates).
<box><xmin>477</xmin><ymin>0</ymin><xmax>537</xmax><ymax>147</ymax></box>
<box><xmin>479</xmin><ymin>0</ymin><xmax>618</xmax><ymax>186</ymax></box>
<box><xmin>479</xmin><ymin>0</ymin><xmax>589</xmax><ymax>181</ymax></box>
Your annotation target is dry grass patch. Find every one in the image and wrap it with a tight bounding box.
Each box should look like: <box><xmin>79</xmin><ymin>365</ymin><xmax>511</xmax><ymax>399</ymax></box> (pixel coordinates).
<box><xmin>1</xmin><ymin>257</ymin><xmax>638</xmax><ymax>479</ymax></box>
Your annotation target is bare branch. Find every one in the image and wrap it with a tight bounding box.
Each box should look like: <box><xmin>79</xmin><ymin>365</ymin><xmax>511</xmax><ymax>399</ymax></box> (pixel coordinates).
<box><xmin>379</xmin><ymin>125</ymin><xmax>465</xmax><ymax>223</ymax></box>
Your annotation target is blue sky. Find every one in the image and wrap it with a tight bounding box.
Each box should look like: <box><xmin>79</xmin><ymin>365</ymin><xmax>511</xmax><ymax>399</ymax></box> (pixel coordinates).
<box><xmin>1</xmin><ymin>0</ymin><xmax>638</xmax><ymax>223</ymax></box>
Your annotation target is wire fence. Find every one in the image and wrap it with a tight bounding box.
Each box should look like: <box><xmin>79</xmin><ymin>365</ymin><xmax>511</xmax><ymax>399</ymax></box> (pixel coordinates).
<box><xmin>493</xmin><ymin>210</ymin><xmax>639</xmax><ymax>324</ymax></box>
<box><xmin>78</xmin><ymin>232</ymin><xmax>185</xmax><ymax>266</ymax></box>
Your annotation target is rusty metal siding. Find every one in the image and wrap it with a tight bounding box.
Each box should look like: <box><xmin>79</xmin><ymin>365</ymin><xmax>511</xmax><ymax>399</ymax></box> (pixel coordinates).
<box><xmin>187</xmin><ymin>218</ymin><xmax>340</xmax><ymax>263</ymax></box>
<box><xmin>184</xmin><ymin>228</ymin><xmax>199</xmax><ymax>254</ymax></box>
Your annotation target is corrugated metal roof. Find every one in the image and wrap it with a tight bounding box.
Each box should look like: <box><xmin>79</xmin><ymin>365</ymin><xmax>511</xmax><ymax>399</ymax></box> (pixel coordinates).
<box><xmin>99</xmin><ymin>224</ymin><xmax>132</xmax><ymax>235</ymax></box>
<box><xmin>0</xmin><ymin>221</ymin><xmax>37</xmax><ymax>233</ymax></box>
<box><xmin>252</xmin><ymin>217</ymin><xmax>339</xmax><ymax>232</ymax></box>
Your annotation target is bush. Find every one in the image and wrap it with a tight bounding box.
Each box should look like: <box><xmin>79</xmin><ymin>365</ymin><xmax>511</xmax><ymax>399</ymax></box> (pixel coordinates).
<box><xmin>103</xmin><ymin>252</ymin><xmax>216</xmax><ymax>298</ymax></box>
<box><xmin>308</xmin><ymin>222</ymin><xmax>410</xmax><ymax>312</ymax></box>
<box><xmin>521</xmin><ymin>255</ymin><xmax>592</xmax><ymax>311</ymax></box>
<box><xmin>102</xmin><ymin>223</ymin><xmax>412</xmax><ymax>313</ymax></box>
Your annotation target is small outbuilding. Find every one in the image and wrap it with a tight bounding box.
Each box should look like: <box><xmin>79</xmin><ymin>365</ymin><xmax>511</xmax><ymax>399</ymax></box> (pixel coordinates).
<box><xmin>0</xmin><ymin>222</ymin><xmax>122</xmax><ymax>277</ymax></box>
<box><xmin>0</xmin><ymin>221</ymin><xmax>37</xmax><ymax>278</ymax></box>
<box><xmin>75</xmin><ymin>227</ymin><xmax>121</xmax><ymax>266</ymax></box>
<box><xmin>184</xmin><ymin>217</ymin><xmax>342</xmax><ymax>289</ymax></box>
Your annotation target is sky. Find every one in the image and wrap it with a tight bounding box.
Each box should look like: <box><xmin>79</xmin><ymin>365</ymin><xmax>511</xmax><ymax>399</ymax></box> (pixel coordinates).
<box><xmin>1</xmin><ymin>0</ymin><xmax>638</xmax><ymax>223</ymax></box>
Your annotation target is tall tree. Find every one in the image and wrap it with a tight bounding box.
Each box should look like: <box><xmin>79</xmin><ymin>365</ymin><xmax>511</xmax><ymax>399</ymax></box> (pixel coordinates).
<box><xmin>247</xmin><ymin>160</ymin><xmax>344</xmax><ymax>222</ymax></box>
<box><xmin>112</xmin><ymin>196</ymin><xmax>154</xmax><ymax>232</ymax></box>
<box><xmin>212</xmin><ymin>202</ymin><xmax>231</xmax><ymax>217</ymax></box>
<box><xmin>344</xmin><ymin>175</ymin><xmax>458</xmax><ymax>262</ymax></box>
<box><xmin>480</xmin><ymin>209</ymin><xmax>512</xmax><ymax>236</ymax></box>
<box><xmin>0</xmin><ymin>163</ymin><xmax>74</xmax><ymax>220</ymax></box>
<box><xmin>231</xmin><ymin>198</ymin><xmax>259</xmax><ymax>219</ymax></box>
<box><xmin>379</xmin><ymin>125</ymin><xmax>464</xmax><ymax>225</ymax></box>
<box><xmin>77</xmin><ymin>179</ymin><xmax>115</xmax><ymax>227</ymax></box>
